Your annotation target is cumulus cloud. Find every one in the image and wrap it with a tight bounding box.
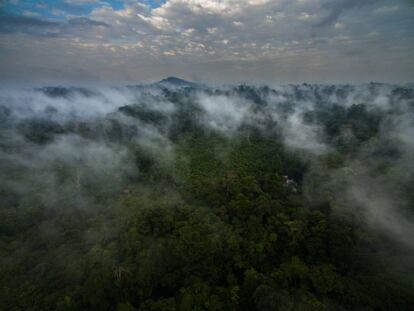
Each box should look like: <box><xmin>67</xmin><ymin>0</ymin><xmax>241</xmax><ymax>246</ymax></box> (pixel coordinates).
<box><xmin>0</xmin><ymin>0</ymin><xmax>413</xmax><ymax>83</ymax></box>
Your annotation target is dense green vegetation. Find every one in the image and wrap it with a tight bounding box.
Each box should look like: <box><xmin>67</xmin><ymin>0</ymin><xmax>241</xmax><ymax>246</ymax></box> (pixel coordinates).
<box><xmin>1</xmin><ymin>82</ymin><xmax>414</xmax><ymax>310</ymax></box>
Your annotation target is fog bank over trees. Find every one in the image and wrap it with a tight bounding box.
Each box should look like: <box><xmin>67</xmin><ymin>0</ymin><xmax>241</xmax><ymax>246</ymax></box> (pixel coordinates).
<box><xmin>1</xmin><ymin>79</ymin><xmax>414</xmax><ymax>310</ymax></box>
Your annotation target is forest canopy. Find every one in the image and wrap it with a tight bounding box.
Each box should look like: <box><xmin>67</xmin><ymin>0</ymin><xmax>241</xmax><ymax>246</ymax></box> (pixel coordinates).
<box><xmin>1</xmin><ymin>80</ymin><xmax>414</xmax><ymax>310</ymax></box>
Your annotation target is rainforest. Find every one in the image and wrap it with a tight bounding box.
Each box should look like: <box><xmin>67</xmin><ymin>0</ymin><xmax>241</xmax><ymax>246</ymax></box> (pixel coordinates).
<box><xmin>1</xmin><ymin>79</ymin><xmax>414</xmax><ymax>310</ymax></box>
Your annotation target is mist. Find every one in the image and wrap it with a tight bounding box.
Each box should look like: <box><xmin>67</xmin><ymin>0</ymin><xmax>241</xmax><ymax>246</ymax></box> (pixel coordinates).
<box><xmin>1</xmin><ymin>79</ymin><xmax>414</xmax><ymax>310</ymax></box>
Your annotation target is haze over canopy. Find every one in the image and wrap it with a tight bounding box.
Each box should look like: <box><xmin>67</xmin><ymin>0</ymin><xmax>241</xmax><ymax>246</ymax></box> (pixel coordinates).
<box><xmin>0</xmin><ymin>0</ymin><xmax>413</xmax><ymax>84</ymax></box>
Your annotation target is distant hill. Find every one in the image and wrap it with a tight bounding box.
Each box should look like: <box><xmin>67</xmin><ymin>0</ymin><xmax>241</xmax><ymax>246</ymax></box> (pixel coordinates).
<box><xmin>155</xmin><ymin>76</ymin><xmax>198</xmax><ymax>87</ymax></box>
<box><xmin>37</xmin><ymin>86</ymin><xmax>96</xmax><ymax>98</ymax></box>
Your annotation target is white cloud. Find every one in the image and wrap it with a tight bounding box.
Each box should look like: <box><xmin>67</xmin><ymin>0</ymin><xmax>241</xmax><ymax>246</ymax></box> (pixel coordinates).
<box><xmin>1</xmin><ymin>0</ymin><xmax>413</xmax><ymax>83</ymax></box>
<box><xmin>198</xmin><ymin>95</ymin><xmax>251</xmax><ymax>134</ymax></box>
<box><xmin>22</xmin><ymin>11</ymin><xmax>41</xmax><ymax>17</ymax></box>
<box><xmin>374</xmin><ymin>5</ymin><xmax>400</xmax><ymax>15</ymax></box>
<box><xmin>334</xmin><ymin>22</ymin><xmax>344</xmax><ymax>29</ymax></box>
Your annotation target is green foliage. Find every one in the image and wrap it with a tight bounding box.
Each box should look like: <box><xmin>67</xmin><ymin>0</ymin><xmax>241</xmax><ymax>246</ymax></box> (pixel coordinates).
<box><xmin>1</xmin><ymin>85</ymin><xmax>414</xmax><ymax>311</ymax></box>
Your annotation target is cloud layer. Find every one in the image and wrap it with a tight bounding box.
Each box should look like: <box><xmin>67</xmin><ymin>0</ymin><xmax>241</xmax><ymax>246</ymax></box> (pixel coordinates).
<box><xmin>0</xmin><ymin>0</ymin><xmax>413</xmax><ymax>83</ymax></box>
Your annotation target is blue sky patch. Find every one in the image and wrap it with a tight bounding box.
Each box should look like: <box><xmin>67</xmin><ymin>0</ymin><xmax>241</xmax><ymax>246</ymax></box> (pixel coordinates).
<box><xmin>1</xmin><ymin>0</ymin><xmax>166</xmax><ymax>20</ymax></box>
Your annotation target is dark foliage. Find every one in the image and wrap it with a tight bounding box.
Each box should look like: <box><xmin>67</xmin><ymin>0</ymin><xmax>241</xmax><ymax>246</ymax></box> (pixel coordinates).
<box><xmin>1</xmin><ymin>82</ymin><xmax>414</xmax><ymax>310</ymax></box>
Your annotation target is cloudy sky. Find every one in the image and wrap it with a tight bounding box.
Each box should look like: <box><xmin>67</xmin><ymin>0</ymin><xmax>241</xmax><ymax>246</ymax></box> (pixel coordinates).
<box><xmin>0</xmin><ymin>0</ymin><xmax>413</xmax><ymax>85</ymax></box>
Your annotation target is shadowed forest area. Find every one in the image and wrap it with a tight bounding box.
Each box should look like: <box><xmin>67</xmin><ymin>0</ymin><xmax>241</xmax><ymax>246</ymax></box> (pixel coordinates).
<box><xmin>1</xmin><ymin>80</ymin><xmax>414</xmax><ymax>310</ymax></box>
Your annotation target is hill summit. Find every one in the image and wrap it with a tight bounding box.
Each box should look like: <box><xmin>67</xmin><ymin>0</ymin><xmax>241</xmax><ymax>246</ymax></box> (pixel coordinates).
<box><xmin>156</xmin><ymin>76</ymin><xmax>196</xmax><ymax>87</ymax></box>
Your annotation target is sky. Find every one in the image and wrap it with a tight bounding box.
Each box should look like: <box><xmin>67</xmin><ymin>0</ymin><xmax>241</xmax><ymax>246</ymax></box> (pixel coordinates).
<box><xmin>0</xmin><ymin>0</ymin><xmax>413</xmax><ymax>85</ymax></box>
